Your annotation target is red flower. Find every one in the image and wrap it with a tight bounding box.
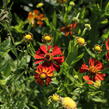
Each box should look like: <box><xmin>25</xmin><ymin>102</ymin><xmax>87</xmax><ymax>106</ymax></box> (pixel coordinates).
<box><xmin>34</xmin><ymin>66</ymin><xmax>53</xmax><ymax>85</ymax></box>
<box><xmin>34</xmin><ymin>45</ymin><xmax>64</xmax><ymax>71</ymax></box>
<box><xmin>105</xmin><ymin>38</ymin><xmax>109</xmax><ymax>51</ymax></box>
<box><xmin>80</xmin><ymin>58</ymin><xmax>106</xmax><ymax>84</ymax></box>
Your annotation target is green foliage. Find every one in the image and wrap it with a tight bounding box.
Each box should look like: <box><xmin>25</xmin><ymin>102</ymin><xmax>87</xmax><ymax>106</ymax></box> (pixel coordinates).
<box><xmin>0</xmin><ymin>0</ymin><xmax>109</xmax><ymax>109</ymax></box>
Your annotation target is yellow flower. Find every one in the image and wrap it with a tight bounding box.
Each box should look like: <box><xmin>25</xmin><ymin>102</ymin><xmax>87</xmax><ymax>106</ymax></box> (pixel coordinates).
<box><xmin>61</xmin><ymin>97</ymin><xmax>77</xmax><ymax>109</ymax></box>
<box><xmin>93</xmin><ymin>44</ymin><xmax>102</xmax><ymax>52</ymax></box>
<box><xmin>42</xmin><ymin>35</ymin><xmax>52</xmax><ymax>42</ymax></box>
<box><xmin>36</xmin><ymin>2</ymin><xmax>44</xmax><ymax>8</ymax></box>
<box><xmin>24</xmin><ymin>34</ymin><xmax>33</xmax><ymax>40</ymax></box>
<box><xmin>94</xmin><ymin>80</ymin><xmax>101</xmax><ymax>88</ymax></box>
<box><xmin>76</xmin><ymin>37</ymin><xmax>86</xmax><ymax>46</ymax></box>
<box><xmin>51</xmin><ymin>94</ymin><xmax>60</xmax><ymax>101</ymax></box>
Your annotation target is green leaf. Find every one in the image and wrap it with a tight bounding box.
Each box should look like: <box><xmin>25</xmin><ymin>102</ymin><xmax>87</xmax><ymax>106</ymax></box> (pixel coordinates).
<box><xmin>92</xmin><ymin>97</ymin><xmax>107</xmax><ymax>103</ymax></box>
<box><xmin>0</xmin><ymin>76</ymin><xmax>11</xmax><ymax>86</ymax></box>
<box><xmin>18</xmin><ymin>55</ymin><xmax>31</xmax><ymax>69</ymax></box>
<box><xmin>66</xmin><ymin>40</ymin><xmax>78</xmax><ymax>65</ymax></box>
<box><xmin>105</xmin><ymin>2</ymin><xmax>109</xmax><ymax>16</ymax></box>
<box><xmin>0</xmin><ymin>38</ymin><xmax>11</xmax><ymax>56</ymax></box>
<box><xmin>101</xmin><ymin>68</ymin><xmax>109</xmax><ymax>74</ymax></box>
<box><xmin>52</xmin><ymin>10</ymin><xmax>57</xmax><ymax>27</ymax></box>
<box><xmin>84</xmin><ymin>46</ymin><xmax>96</xmax><ymax>58</ymax></box>
<box><xmin>101</xmin><ymin>31</ymin><xmax>109</xmax><ymax>39</ymax></box>
<box><xmin>71</xmin><ymin>53</ymin><xmax>84</xmax><ymax>66</ymax></box>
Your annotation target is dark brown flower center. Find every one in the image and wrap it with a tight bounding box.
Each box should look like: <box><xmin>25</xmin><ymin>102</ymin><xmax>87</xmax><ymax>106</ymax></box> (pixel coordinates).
<box><xmin>44</xmin><ymin>53</ymin><xmax>53</xmax><ymax>61</ymax></box>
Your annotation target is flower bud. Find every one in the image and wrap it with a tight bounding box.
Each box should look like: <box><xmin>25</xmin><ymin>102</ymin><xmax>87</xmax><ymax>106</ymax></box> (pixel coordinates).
<box><xmin>85</xmin><ymin>24</ymin><xmax>91</xmax><ymax>30</ymax></box>
<box><xmin>93</xmin><ymin>44</ymin><xmax>102</xmax><ymax>52</ymax></box>
<box><xmin>42</xmin><ymin>35</ymin><xmax>52</xmax><ymax>42</ymax></box>
<box><xmin>69</xmin><ymin>1</ymin><xmax>75</xmax><ymax>6</ymax></box>
<box><xmin>76</xmin><ymin>37</ymin><xmax>86</xmax><ymax>46</ymax></box>
<box><xmin>36</xmin><ymin>2</ymin><xmax>44</xmax><ymax>8</ymax></box>
<box><xmin>24</xmin><ymin>34</ymin><xmax>33</xmax><ymax>40</ymax></box>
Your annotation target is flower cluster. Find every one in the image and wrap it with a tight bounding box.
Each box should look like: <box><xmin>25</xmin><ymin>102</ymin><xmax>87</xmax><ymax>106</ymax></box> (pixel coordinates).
<box><xmin>34</xmin><ymin>45</ymin><xmax>64</xmax><ymax>85</ymax></box>
<box><xmin>50</xmin><ymin>94</ymin><xmax>77</xmax><ymax>109</ymax></box>
<box><xmin>27</xmin><ymin>10</ymin><xmax>46</xmax><ymax>26</ymax></box>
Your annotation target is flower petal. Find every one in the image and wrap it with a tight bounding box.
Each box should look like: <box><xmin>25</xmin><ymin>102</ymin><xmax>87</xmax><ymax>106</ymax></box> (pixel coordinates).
<box><xmin>47</xmin><ymin>71</ymin><xmax>53</xmax><ymax>77</ymax></box>
<box><xmin>95</xmin><ymin>61</ymin><xmax>103</xmax><ymax>71</ymax></box>
<box><xmin>53</xmin><ymin>56</ymin><xmax>64</xmax><ymax>64</ymax></box>
<box><xmin>83</xmin><ymin>75</ymin><xmax>93</xmax><ymax>84</ymax></box>
<box><xmin>40</xmin><ymin>45</ymin><xmax>47</xmax><ymax>54</ymax></box>
<box><xmin>47</xmin><ymin>45</ymin><xmax>52</xmax><ymax>51</ymax></box>
<box><xmin>94</xmin><ymin>73</ymin><xmax>106</xmax><ymax>81</ymax></box>
<box><xmin>34</xmin><ymin>54</ymin><xmax>44</xmax><ymax>59</ymax></box>
<box><xmin>105</xmin><ymin>39</ymin><xmax>109</xmax><ymax>50</ymax></box>
<box><xmin>36</xmin><ymin>78</ymin><xmax>44</xmax><ymax>85</ymax></box>
<box><xmin>34</xmin><ymin>73</ymin><xmax>39</xmax><ymax>79</ymax></box>
<box><xmin>46</xmin><ymin>78</ymin><xmax>51</xmax><ymax>85</ymax></box>
<box><xmin>80</xmin><ymin>64</ymin><xmax>89</xmax><ymax>73</ymax></box>
<box><xmin>89</xmin><ymin>58</ymin><xmax>95</xmax><ymax>66</ymax></box>
<box><xmin>34</xmin><ymin>59</ymin><xmax>44</xmax><ymax>64</ymax></box>
<box><xmin>52</xmin><ymin>63</ymin><xmax>60</xmax><ymax>71</ymax></box>
<box><xmin>52</xmin><ymin>45</ymin><xmax>63</xmax><ymax>56</ymax></box>
<box><xmin>89</xmin><ymin>58</ymin><xmax>103</xmax><ymax>71</ymax></box>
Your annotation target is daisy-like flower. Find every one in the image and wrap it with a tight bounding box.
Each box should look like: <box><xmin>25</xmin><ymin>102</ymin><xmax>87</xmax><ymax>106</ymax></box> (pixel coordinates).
<box><xmin>34</xmin><ymin>45</ymin><xmax>64</xmax><ymax>71</ymax></box>
<box><xmin>80</xmin><ymin>58</ymin><xmax>106</xmax><ymax>84</ymax></box>
<box><xmin>27</xmin><ymin>10</ymin><xmax>46</xmax><ymax>26</ymax></box>
<box><xmin>34</xmin><ymin>66</ymin><xmax>53</xmax><ymax>85</ymax></box>
<box><xmin>60</xmin><ymin>23</ymin><xmax>77</xmax><ymax>37</ymax></box>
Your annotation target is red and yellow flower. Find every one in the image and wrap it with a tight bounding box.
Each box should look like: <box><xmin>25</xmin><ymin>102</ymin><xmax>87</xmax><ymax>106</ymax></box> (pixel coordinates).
<box><xmin>27</xmin><ymin>10</ymin><xmax>46</xmax><ymax>26</ymax></box>
<box><xmin>60</xmin><ymin>23</ymin><xmax>77</xmax><ymax>37</ymax></box>
<box><xmin>34</xmin><ymin>66</ymin><xmax>53</xmax><ymax>85</ymax></box>
<box><xmin>80</xmin><ymin>58</ymin><xmax>106</xmax><ymax>84</ymax></box>
<box><xmin>34</xmin><ymin>45</ymin><xmax>64</xmax><ymax>71</ymax></box>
